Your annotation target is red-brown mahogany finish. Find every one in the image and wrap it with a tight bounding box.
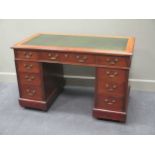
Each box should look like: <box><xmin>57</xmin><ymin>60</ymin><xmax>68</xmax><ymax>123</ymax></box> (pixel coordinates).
<box><xmin>12</xmin><ymin>33</ymin><xmax>135</xmax><ymax>122</ymax></box>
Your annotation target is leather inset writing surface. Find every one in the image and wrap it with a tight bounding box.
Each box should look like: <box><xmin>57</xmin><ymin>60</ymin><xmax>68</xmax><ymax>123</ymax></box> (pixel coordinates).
<box><xmin>23</xmin><ymin>34</ymin><xmax>128</xmax><ymax>51</ymax></box>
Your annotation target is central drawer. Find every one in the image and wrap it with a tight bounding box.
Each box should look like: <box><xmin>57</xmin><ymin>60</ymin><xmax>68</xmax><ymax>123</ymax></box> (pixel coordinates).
<box><xmin>41</xmin><ymin>51</ymin><xmax>96</xmax><ymax>65</ymax></box>
<box><xmin>60</xmin><ymin>53</ymin><xmax>96</xmax><ymax>65</ymax></box>
<box><xmin>70</xmin><ymin>53</ymin><xmax>95</xmax><ymax>65</ymax></box>
<box><xmin>41</xmin><ymin>51</ymin><xmax>61</xmax><ymax>62</ymax></box>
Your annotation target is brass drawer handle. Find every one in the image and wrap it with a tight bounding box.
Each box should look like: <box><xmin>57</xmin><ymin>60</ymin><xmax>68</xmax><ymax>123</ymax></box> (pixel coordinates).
<box><xmin>76</xmin><ymin>55</ymin><xmax>88</xmax><ymax>63</ymax></box>
<box><xmin>64</xmin><ymin>54</ymin><xmax>69</xmax><ymax>58</ymax></box>
<box><xmin>50</xmin><ymin>57</ymin><xmax>57</xmax><ymax>60</ymax></box>
<box><xmin>111</xmin><ymin>99</ymin><xmax>116</xmax><ymax>103</ymax></box>
<box><xmin>24</xmin><ymin>64</ymin><xmax>33</xmax><ymax>70</ymax></box>
<box><xmin>26</xmin><ymin>89</ymin><xmax>36</xmax><ymax>96</ymax></box>
<box><xmin>105</xmin><ymin>84</ymin><xmax>117</xmax><ymax>92</ymax></box>
<box><xmin>114</xmin><ymin>58</ymin><xmax>118</xmax><ymax>62</ymax></box>
<box><xmin>48</xmin><ymin>53</ymin><xmax>59</xmax><ymax>60</ymax></box>
<box><xmin>104</xmin><ymin>98</ymin><xmax>109</xmax><ymax>102</ymax></box>
<box><xmin>24</xmin><ymin>75</ymin><xmax>35</xmax><ymax>81</ymax></box>
<box><xmin>106</xmin><ymin>57</ymin><xmax>119</xmax><ymax>65</ymax></box>
<box><xmin>106</xmin><ymin>71</ymin><xmax>118</xmax><ymax>78</ymax></box>
<box><xmin>104</xmin><ymin>98</ymin><xmax>116</xmax><ymax>105</ymax></box>
<box><xmin>24</xmin><ymin>52</ymin><xmax>33</xmax><ymax>59</ymax></box>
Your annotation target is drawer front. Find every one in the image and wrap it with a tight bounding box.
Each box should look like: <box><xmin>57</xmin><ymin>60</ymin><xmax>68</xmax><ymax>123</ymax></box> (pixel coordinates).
<box><xmin>71</xmin><ymin>53</ymin><xmax>95</xmax><ymax>64</ymax></box>
<box><xmin>20</xmin><ymin>85</ymin><xmax>44</xmax><ymax>100</ymax></box>
<box><xmin>41</xmin><ymin>52</ymin><xmax>95</xmax><ymax>65</ymax></box>
<box><xmin>15</xmin><ymin>50</ymin><xmax>39</xmax><ymax>60</ymax></box>
<box><xmin>41</xmin><ymin>51</ymin><xmax>61</xmax><ymax>62</ymax></box>
<box><xmin>18</xmin><ymin>72</ymin><xmax>42</xmax><ymax>86</ymax></box>
<box><xmin>96</xmin><ymin>55</ymin><xmax>130</xmax><ymax>67</ymax></box>
<box><xmin>97</xmin><ymin>68</ymin><xmax>128</xmax><ymax>83</ymax></box>
<box><xmin>16</xmin><ymin>61</ymin><xmax>41</xmax><ymax>73</ymax></box>
<box><xmin>60</xmin><ymin>53</ymin><xmax>73</xmax><ymax>63</ymax></box>
<box><xmin>96</xmin><ymin>95</ymin><xmax>125</xmax><ymax>112</ymax></box>
<box><xmin>97</xmin><ymin>81</ymin><xmax>126</xmax><ymax>97</ymax></box>
<box><xmin>96</xmin><ymin>67</ymin><xmax>127</xmax><ymax>97</ymax></box>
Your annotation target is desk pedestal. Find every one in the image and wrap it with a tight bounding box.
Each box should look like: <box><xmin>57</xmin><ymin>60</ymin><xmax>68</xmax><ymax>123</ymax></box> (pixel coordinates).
<box><xmin>93</xmin><ymin>67</ymin><xmax>129</xmax><ymax>122</ymax></box>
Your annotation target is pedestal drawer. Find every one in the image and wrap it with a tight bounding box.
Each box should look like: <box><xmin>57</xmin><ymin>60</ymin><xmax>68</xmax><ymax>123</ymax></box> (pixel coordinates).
<box><xmin>18</xmin><ymin>73</ymin><xmax>42</xmax><ymax>86</ymax></box>
<box><xmin>95</xmin><ymin>95</ymin><xmax>125</xmax><ymax>112</ymax></box>
<box><xmin>96</xmin><ymin>67</ymin><xmax>128</xmax><ymax>97</ymax></box>
<box><xmin>97</xmin><ymin>68</ymin><xmax>128</xmax><ymax>83</ymax></box>
<box><xmin>97</xmin><ymin>81</ymin><xmax>126</xmax><ymax>97</ymax></box>
<box><xmin>16</xmin><ymin>61</ymin><xmax>41</xmax><ymax>73</ymax></box>
<box><xmin>20</xmin><ymin>85</ymin><xmax>44</xmax><ymax>100</ymax></box>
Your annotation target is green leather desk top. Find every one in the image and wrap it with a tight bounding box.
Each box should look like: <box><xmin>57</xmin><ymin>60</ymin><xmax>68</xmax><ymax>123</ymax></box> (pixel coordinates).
<box><xmin>23</xmin><ymin>34</ymin><xmax>128</xmax><ymax>51</ymax></box>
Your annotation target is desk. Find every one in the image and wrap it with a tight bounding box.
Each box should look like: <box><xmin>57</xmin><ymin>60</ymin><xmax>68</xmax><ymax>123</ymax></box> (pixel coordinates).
<box><xmin>12</xmin><ymin>33</ymin><xmax>135</xmax><ymax>122</ymax></box>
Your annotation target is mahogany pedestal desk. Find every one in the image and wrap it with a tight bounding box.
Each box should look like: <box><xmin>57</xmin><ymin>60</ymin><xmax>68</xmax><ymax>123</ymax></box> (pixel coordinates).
<box><xmin>12</xmin><ymin>33</ymin><xmax>135</xmax><ymax>122</ymax></box>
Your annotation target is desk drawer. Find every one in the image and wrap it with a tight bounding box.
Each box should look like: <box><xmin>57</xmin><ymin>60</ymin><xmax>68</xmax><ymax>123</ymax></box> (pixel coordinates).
<box><xmin>42</xmin><ymin>51</ymin><xmax>61</xmax><ymax>62</ymax></box>
<box><xmin>96</xmin><ymin>67</ymin><xmax>128</xmax><ymax>97</ymax></box>
<box><xmin>20</xmin><ymin>85</ymin><xmax>44</xmax><ymax>100</ymax></box>
<box><xmin>96</xmin><ymin>55</ymin><xmax>130</xmax><ymax>67</ymax></box>
<box><xmin>15</xmin><ymin>50</ymin><xmax>39</xmax><ymax>60</ymax></box>
<box><xmin>96</xmin><ymin>95</ymin><xmax>125</xmax><ymax>112</ymax></box>
<box><xmin>71</xmin><ymin>53</ymin><xmax>95</xmax><ymax>65</ymax></box>
<box><xmin>60</xmin><ymin>53</ymin><xmax>95</xmax><ymax>65</ymax></box>
<box><xmin>97</xmin><ymin>68</ymin><xmax>128</xmax><ymax>83</ymax></box>
<box><xmin>18</xmin><ymin>72</ymin><xmax>42</xmax><ymax>86</ymax></box>
<box><xmin>16</xmin><ymin>61</ymin><xmax>41</xmax><ymax>73</ymax></box>
<box><xmin>97</xmin><ymin>81</ymin><xmax>126</xmax><ymax>97</ymax></box>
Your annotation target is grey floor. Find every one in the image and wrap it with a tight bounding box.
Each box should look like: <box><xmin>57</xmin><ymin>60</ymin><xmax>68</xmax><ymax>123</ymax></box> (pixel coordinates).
<box><xmin>0</xmin><ymin>82</ymin><xmax>155</xmax><ymax>135</ymax></box>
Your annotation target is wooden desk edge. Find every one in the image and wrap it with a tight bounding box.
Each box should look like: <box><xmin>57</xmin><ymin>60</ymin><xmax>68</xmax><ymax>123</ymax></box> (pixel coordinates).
<box><xmin>11</xmin><ymin>33</ymin><xmax>135</xmax><ymax>56</ymax></box>
<box><xmin>125</xmin><ymin>37</ymin><xmax>135</xmax><ymax>54</ymax></box>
